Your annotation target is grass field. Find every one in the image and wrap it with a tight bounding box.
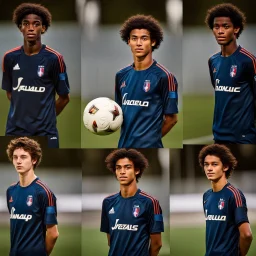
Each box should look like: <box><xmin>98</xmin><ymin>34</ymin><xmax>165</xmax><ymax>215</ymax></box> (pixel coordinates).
<box><xmin>81</xmin><ymin>101</ymin><xmax>183</xmax><ymax>148</ymax></box>
<box><xmin>0</xmin><ymin>225</ymin><xmax>81</xmax><ymax>256</ymax></box>
<box><xmin>183</xmin><ymin>94</ymin><xmax>214</xmax><ymax>142</ymax></box>
<box><xmin>170</xmin><ymin>224</ymin><xmax>256</xmax><ymax>256</ymax></box>
<box><xmin>82</xmin><ymin>227</ymin><xmax>170</xmax><ymax>255</ymax></box>
<box><xmin>0</xmin><ymin>92</ymin><xmax>81</xmax><ymax>148</ymax></box>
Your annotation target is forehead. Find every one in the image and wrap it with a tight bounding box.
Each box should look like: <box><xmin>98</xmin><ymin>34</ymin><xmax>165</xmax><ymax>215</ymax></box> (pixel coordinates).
<box><xmin>130</xmin><ymin>29</ymin><xmax>150</xmax><ymax>37</ymax></box>
<box><xmin>13</xmin><ymin>148</ymin><xmax>30</xmax><ymax>156</ymax></box>
<box><xmin>22</xmin><ymin>14</ymin><xmax>42</xmax><ymax>22</ymax></box>
<box><xmin>116</xmin><ymin>158</ymin><xmax>134</xmax><ymax>166</ymax></box>
<box><xmin>204</xmin><ymin>155</ymin><xmax>222</xmax><ymax>163</ymax></box>
<box><xmin>213</xmin><ymin>17</ymin><xmax>233</xmax><ymax>25</ymax></box>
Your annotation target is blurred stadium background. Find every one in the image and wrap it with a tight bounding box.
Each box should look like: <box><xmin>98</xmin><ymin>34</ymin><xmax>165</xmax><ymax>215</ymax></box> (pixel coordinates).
<box><xmin>170</xmin><ymin>145</ymin><xmax>256</xmax><ymax>256</ymax></box>
<box><xmin>183</xmin><ymin>0</ymin><xmax>256</xmax><ymax>144</ymax></box>
<box><xmin>80</xmin><ymin>0</ymin><xmax>183</xmax><ymax>148</ymax></box>
<box><xmin>82</xmin><ymin>148</ymin><xmax>170</xmax><ymax>255</ymax></box>
<box><xmin>0</xmin><ymin>0</ymin><xmax>81</xmax><ymax>148</ymax></box>
<box><xmin>0</xmin><ymin>136</ymin><xmax>82</xmax><ymax>256</ymax></box>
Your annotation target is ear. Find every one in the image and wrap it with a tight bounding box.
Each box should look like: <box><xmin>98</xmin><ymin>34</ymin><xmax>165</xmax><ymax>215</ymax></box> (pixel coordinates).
<box><xmin>32</xmin><ymin>159</ymin><xmax>37</xmax><ymax>166</ymax></box>
<box><xmin>234</xmin><ymin>27</ymin><xmax>240</xmax><ymax>36</ymax></box>
<box><xmin>41</xmin><ymin>25</ymin><xmax>46</xmax><ymax>34</ymax></box>
<box><xmin>135</xmin><ymin>168</ymin><xmax>140</xmax><ymax>175</ymax></box>
<box><xmin>151</xmin><ymin>40</ymin><xmax>156</xmax><ymax>47</ymax></box>
<box><xmin>223</xmin><ymin>165</ymin><xmax>229</xmax><ymax>172</ymax></box>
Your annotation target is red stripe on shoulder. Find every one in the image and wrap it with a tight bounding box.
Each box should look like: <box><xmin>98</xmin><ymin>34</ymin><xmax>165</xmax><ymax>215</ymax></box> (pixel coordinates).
<box><xmin>36</xmin><ymin>180</ymin><xmax>53</xmax><ymax>206</ymax></box>
<box><xmin>2</xmin><ymin>46</ymin><xmax>22</xmax><ymax>72</ymax></box>
<box><xmin>104</xmin><ymin>193</ymin><xmax>117</xmax><ymax>199</ymax></box>
<box><xmin>156</xmin><ymin>63</ymin><xmax>176</xmax><ymax>91</ymax></box>
<box><xmin>139</xmin><ymin>191</ymin><xmax>160</xmax><ymax>214</ymax></box>
<box><xmin>227</xmin><ymin>185</ymin><xmax>242</xmax><ymax>207</ymax></box>
<box><xmin>45</xmin><ymin>46</ymin><xmax>65</xmax><ymax>73</ymax></box>
<box><xmin>240</xmin><ymin>48</ymin><xmax>256</xmax><ymax>74</ymax></box>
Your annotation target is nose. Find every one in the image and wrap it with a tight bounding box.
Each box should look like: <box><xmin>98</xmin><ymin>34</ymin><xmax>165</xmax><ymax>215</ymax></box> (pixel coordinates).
<box><xmin>136</xmin><ymin>38</ymin><xmax>142</xmax><ymax>45</ymax></box>
<box><xmin>217</xmin><ymin>27</ymin><xmax>224</xmax><ymax>34</ymax></box>
<box><xmin>28</xmin><ymin>24</ymin><xmax>34</xmax><ymax>31</ymax></box>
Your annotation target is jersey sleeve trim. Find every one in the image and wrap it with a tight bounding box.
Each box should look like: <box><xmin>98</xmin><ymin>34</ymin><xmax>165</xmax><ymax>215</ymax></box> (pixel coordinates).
<box><xmin>227</xmin><ymin>185</ymin><xmax>242</xmax><ymax>207</ymax></box>
<box><xmin>139</xmin><ymin>191</ymin><xmax>161</xmax><ymax>214</ymax></box>
<box><xmin>36</xmin><ymin>180</ymin><xmax>54</xmax><ymax>206</ymax></box>
<box><xmin>45</xmin><ymin>46</ymin><xmax>65</xmax><ymax>73</ymax></box>
<box><xmin>156</xmin><ymin>63</ymin><xmax>176</xmax><ymax>91</ymax></box>
<box><xmin>2</xmin><ymin>46</ymin><xmax>22</xmax><ymax>72</ymax></box>
<box><xmin>240</xmin><ymin>48</ymin><xmax>256</xmax><ymax>74</ymax></box>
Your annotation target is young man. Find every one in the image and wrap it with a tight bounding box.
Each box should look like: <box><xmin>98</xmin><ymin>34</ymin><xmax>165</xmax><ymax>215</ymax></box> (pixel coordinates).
<box><xmin>199</xmin><ymin>144</ymin><xmax>253</xmax><ymax>256</ymax></box>
<box><xmin>115</xmin><ymin>15</ymin><xmax>178</xmax><ymax>148</ymax></box>
<box><xmin>6</xmin><ymin>137</ymin><xmax>59</xmax><ymax>256</ymax></box>
<box><xmin>2</xmin><ymin>3</ymin><xmax>70</xmax><ymax>148</ymax></box>
<box><xmin>100</xmin><ymin>149</ymin><xmax>164</xmax><ymax>256</ymax></box>
<box><xmin>206</xmin><ymin>3</ymin><xmax>256</xmax><ymax>143</ymax></box>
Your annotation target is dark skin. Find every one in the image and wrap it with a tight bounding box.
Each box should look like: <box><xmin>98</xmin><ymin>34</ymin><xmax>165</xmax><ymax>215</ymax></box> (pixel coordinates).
<box><xmin>7</xmin><ymin>14</ymin><xmax>70</xmax><ymax>116</ymax></box>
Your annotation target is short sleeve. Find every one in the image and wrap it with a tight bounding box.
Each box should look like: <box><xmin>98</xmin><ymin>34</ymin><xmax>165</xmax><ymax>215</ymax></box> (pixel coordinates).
<box><xmin>208</xmin><ymin>58</ymin><xmax>215</xmax><ymax>87</ymax></box>
<box><xmin>2</xmin><ymin>54</ymin><xmax>12</xmax><ymax>92</ymax></box>
<box><xmin>160</xmin><ymin>72</ymin><xmax>178</xmax><ymax>115</ymax></box>
<box><xmin>148</xmin><ymin>199</ymin><xmax>164</xmax><ymax>234</ymax></box>
<box><xmin>38</xmin><ymin>187</ymin><xmax>58</xmax><ymax>225</ymax></box>
<box><xmin>100</xmin><ymin>199</ymin><xmax>109</xmax><ymax>233</ymax></box>
<box><xmin>115</xmin><ymin>73</ymin><xmax>122</xmax><ymax>107</ymax></box>
<box><xmin>51</xmin><ymin>54</ymin><xmax>70</xmax><ymax>95</ymax></box>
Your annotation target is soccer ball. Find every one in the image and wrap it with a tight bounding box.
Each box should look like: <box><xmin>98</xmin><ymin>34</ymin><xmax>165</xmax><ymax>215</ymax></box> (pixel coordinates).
<box><xmin>83</xmin><ymin>97</ymin><xmax>123</xmax><ymax>135</ymax></box>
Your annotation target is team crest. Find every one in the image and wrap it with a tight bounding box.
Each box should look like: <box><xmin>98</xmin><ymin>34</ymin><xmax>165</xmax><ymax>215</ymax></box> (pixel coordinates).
<box><xmin>218</xmin><ymin>198</ymin><xmax>225</xmax><ymax>210</ymax></box>
<box><xmin>230</xmin><ymin>65</ymin><xmax>237</xmax><ymax>77</ymax></box>
<box><xmin>26</xmin><ymin>195</ymin><xmax>33</xmax><ymax>206</ymax></box>
<box><xmin>132</xmin><ymin>205</ymin><xmax>140</xmax><ymax>217</ymax></box>
<box><xmin>143</xmin><ymin>80</ymin><xmax>150</xmax><ymax>92</ymax></box>
<box><xmin>37</xmin><ymin>65</ymin><xmax>45</xmax><ymax>77</ymax></box>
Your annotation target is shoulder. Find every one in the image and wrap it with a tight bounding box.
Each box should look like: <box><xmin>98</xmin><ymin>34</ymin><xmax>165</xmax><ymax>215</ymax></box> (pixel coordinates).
<box><xmin>239</xmin><ymin>47</ymin><xmax>256</xmax><ymax>66</ymax></box>
<box><xmin>103</xmin><ymin>192</ymin><xmax>119</xmax><ymax>203</ymax></box>
<box><xmin>138</xmin><ymin>190</ymin><xmax>161</xmax><ymax>210</ymax></box>
<box><xmin>43</xmin><ymin>45</ymin><xmax>64</xmax><ymax>61</ymax></box>
<box><xmin>34</xmin><ymin>179</ymin><xmax>55</xmax><ymax>198</ymax></box>
<box><xmin>203</xmin><ymin>188</ymin><xmax>212</xmax><ymax>200</ymax></box>
<box><xmin>3</xmin><ymin>46</ymin><xmax>22</xmax><ymax>60</ymax></box>
<box><xmin>226</xmin><ymin>184</ymin><xmax>245</xmax><ymax>206</ymax></box>
<box><xmin>154</xmin><ymin>61</ymin><xmax>175</xmax><ymax>78</ymax></box>
<box><xmin>208</xmin><ymin>51</ymin><xmax>221</xmax><ymax>64</ymax></box>
<box><xmin>116</xmin><ymin>64</ymin><xmax>133</xmax><ymax>77</ymax></box>
<box><xmin>7</xmin><ymin>181</ymin><xmax>19</xmax><ymax>192</ymax></box>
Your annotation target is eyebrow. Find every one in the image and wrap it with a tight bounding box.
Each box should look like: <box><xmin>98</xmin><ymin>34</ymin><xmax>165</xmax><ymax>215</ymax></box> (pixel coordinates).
<box><xmin>116</xmin><ymin>164</ymin><xmax>133</xmax><ymax>167</ymax></box>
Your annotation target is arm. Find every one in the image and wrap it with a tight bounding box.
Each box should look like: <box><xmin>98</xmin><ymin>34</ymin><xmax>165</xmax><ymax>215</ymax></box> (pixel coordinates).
<box><xmin>45</xmin><ymin>224</ymin><xmax>59</xmax><ymax>255</ymax></box>
<box><xmin>149</xmin><ymin>233</ymin><xmax>162</xmax><ymax>256</ymax></box>
<box><xmin>238</xmin><ymin>222</ymin><xmax>253</xmax><ymax>256</ymax></box>
<box><xmin>107</xmin><ymin>233</ymin><xmax>110</xmax><ymax>246</ymax></box>
<box><xmin>162</xmin><ymin>113</ymin><xmax>178</xmax><ymax>137</ymax></box>
<box><xmin>55</xmin><ymin>94</ymin><xmax>70</xmax><ymax>116</ymax></box>
<box><xmin>6</xmin><ymin>91</ymin><xmax>11</xmax><ymax>101</ymax></box>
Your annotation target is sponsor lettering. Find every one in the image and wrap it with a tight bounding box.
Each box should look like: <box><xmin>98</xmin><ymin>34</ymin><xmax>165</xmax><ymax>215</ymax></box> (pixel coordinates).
<box><xmin>10</xmin><ymin>207</ymin><xmax>32</xmax><ymax>222</ymax></box>
<box><xmin>13</xmin><ymin>77</ymin><xmax>45</xmax><ymax>93</ymax></box>
<box><xmin>122</xmin><ymin>93</ymin><xmax>149</xmax><ymax>107</ymax></box>
<box><xmin>215</xmin><ymin>79</ymin><xmax>240</xmax><ymax>93</ymax></box>
<box><xmin>111</xmin><ymin>219</ymin><xmax>138</xmax><ymax>231</ymax></box>
<box><xmin>205</xmin><ymin>209</ymin><xmax>226</xmax><ymax>221</ymax></box>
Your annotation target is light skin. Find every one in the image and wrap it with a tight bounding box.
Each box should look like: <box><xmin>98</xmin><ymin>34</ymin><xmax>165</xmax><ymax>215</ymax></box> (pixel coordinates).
<box><xmin>204</xmin><ymin>154</ymin><xmax>253</xmax><ymax>255</ymax></box>
<box><xmin>212</xmin><ymin>17</ymin><xmax>240</xmax><ymax>57</ymax></box>
<box><xmin>106</xmin><ymin>158</ymin><xmax>162</xmax><ymax>255</ymax></box>
<box><xmin>12</xmin><ymin>147</ymin><xmax>59</xmax><ymax>254</ymax></box>
<box><xmin>7</xmin><ymin>13</ymin><xmax>70</xmax><ymax>115</ymax></box>
<box><xmin>128</xmin><ymin>29</ymin><xmax>177</xmax><ymax>136</ymax></box>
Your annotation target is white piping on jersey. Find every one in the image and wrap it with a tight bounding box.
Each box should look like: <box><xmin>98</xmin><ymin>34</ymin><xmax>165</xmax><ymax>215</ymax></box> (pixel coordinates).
<box><xmin>122</xmin><ymin>93</ymin><xmax>149</xmax><ymax>107</ymax></box>
<box><xmin>13</xmin><ymin>77</ymin><xmax>45</xmax><ymax>93</ymax></box>
<box><xmin>10</xmin><ymin>207</ymin><xmax>32</xmax><ymax>222</ymax></box>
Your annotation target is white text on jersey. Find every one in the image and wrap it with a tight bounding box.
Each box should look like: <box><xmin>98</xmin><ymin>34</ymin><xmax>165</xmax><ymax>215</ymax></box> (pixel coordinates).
<box><xmin>111</xmin><ymin>219</ymin><xmax>138</xmax><ymax>231</ymax></box>
<box><xmin>10</xmin><ymin>207</ymin><xmax>32</xmax><ymax>222</ymax></box>
<box><xmin>205</xmin><ymin>209</ymin><xmax>226</xmax><ymax>221</ymax></box>
<box><xmin>215</xmin><ymin>79</ymin><xmax>240</xmax><ymax>93</ymax></box>
<box><xmin>13</xmin><ymin>77</ymin><xmax>45</xmax><ymax>93</ymax></box>
<box><xmin>122</xmin><ymin>93</ymin><xmax>149</xmax><ymax>107</ymax></box>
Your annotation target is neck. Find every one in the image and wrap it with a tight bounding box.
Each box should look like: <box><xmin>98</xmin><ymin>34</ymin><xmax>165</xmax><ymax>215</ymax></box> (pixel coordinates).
<box><xmin>19</xmin><ymin>170</ymin><xmax>37</xmax><ymax>187</ymax></box>
<box><xmin>120</xmin><ymin>181</ymin><xmax>138</xmax><ymax>198</ymax></box>
<box><xmin>211</xmin><ymin>176</ymin><xmax>228</xmax><ymax>192</ymax></box>
<box><xmin>221</xmin><ymin>41</ymin><xmax>238</xmax><ymax>57</ymax></box>
<box><xmin>133</xmin><ymin>53</ymin><xmax>153</xmax><ymax>71</ymax></box>
<box><xmin>23</xmin><ymin>40</ymin><xmax>42</xmax><ymax>56</ymax></box>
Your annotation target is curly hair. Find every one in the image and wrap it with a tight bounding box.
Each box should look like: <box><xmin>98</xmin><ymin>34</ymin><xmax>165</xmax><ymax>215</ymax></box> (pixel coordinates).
<box><xmin>105</xmin><ymin>149</ymin><xmax>149</xmax><ymax>182</ymax></box>
<box><xmin>6</xmin><ymin>137</ymin><xmax>42</xmax><ymax>169</ymax></box>
<box><xmin>120</xmin><ymin>14</ymin><xmax>163</xmax><ymax>51</ymax></box>
<box><xmin>13</xmin><ymin>3</ymin><xmax>52</xmax><ymax>33</ymax></box>
<box><xmin>205</xmin><ymin>3</ymin><xmax>246</xmax><ymax>39</ymax></box>
<box><xmin>198</xmin><ymin>144</ymin><xmax>237</xmax><ymax>179</ymax></box>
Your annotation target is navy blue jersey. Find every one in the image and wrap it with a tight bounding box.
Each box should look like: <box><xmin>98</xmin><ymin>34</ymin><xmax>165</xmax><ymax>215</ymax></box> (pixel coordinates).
<box><xmin>203</xmin><ymin>183</ymin><xmax>249</xmax><ymax>256</ymax></box>
<box><xmin>6</xmin><ymin>177</ymin><xmax>58</xmax><ymax>256</ymax></box>
<box><xmin>115</xmin><ymin>60</ymin><xmax>178</xmax><ymax>148</ymax></box>
<box><xmin>208</xmin><ymin>46</ymin><xmax>256</xmax><ymax>143</ymax></box>
<box><xmin>100</xmin><ymin>189</ymin><xmax>164</xmax><ymax>256</ymax></box>
<box><xmin>2</xmin><ymin>44</ymin><xmax>70</xmax><ymax>136</ymax></box>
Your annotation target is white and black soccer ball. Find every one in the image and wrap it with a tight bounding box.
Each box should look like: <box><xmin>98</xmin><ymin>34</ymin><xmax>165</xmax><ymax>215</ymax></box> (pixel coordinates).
<box><xmin>83</xmin><ymin>97</ymin><xmax>123</xmax><ymax>135</ymax></box>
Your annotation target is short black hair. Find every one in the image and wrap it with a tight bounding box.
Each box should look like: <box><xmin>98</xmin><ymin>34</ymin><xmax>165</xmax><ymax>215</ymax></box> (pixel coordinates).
<box><xmin>13</xmin><ymin>3</ymin><xmax>52</xmax><ymax>33</ymax></box>
<box><xmin>120</xmin><ymin>14</ymin><xmax>163</xmax><ymax>51</ymax></box>
<box><xmin>105</xmin><ymin>149</ymin><xmax>149</xmax><ymax>182</ymax></box>
<box><xmin>198</xmin><ymin>144</ymin><xmax>238</xmax><ymax>179</ymax></box>
<box><xmin>205</xmin><ymin>3</ymin><xmax>246</xmax><ymax>38</ymax></box>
